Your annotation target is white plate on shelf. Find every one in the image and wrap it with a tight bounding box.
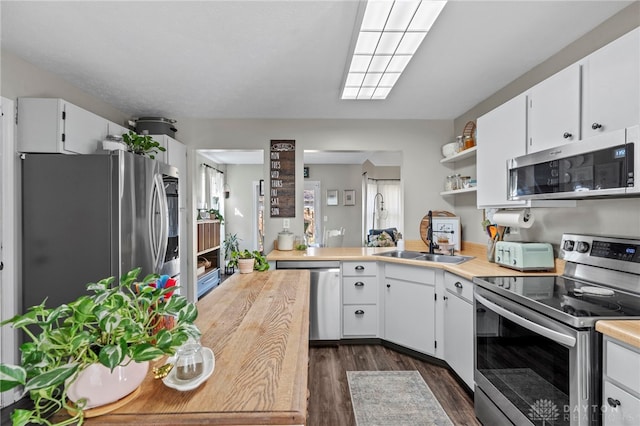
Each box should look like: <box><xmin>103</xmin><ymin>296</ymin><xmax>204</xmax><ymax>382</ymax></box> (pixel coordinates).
<box><xmin>162</xmin><ymin>347</ymin><xmax>215</xmax><ymax>391</ymax></box>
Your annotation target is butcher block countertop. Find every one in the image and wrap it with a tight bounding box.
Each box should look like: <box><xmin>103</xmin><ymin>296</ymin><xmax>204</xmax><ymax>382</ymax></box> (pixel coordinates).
<box><xmin>267</xmin><ymin>241</ymin><xmax>564</xmax><ymax>280</ymax></box>
<box><xmin>596</xmin><ymin>320</ymin><xmax>640</xmax><ymax>349</ymax></box>
<box><xmin>78</xmin><ymin>270</ymin><xmax>310</xmax><ymax>425</ymax></box>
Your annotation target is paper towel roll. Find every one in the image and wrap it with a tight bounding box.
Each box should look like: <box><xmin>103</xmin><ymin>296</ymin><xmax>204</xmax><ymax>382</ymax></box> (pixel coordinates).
<box><xmin>493</xmin><ymin>209</ymin><xmax>535</xmax><ymax>228</ymax></box>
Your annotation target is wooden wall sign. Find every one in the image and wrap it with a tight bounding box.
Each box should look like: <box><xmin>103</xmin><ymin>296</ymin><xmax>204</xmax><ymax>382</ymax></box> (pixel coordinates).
<box><xmin>270</xmin><ymin>140</ymin><xmax>295</xmax><ymax>217</ymax></box>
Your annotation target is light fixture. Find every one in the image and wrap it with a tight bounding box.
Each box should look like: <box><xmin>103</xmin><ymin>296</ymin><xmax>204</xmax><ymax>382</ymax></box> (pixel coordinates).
<box><xmin>223</xmin><ymin>183</ymin><xmax>231</xmax><ymax>199</ymax></box>
<box><xmin>341</xmin><ymin>0</ymin><xmax>447</xmax><ymax>100</ymax></box>
<box><xmin>373</xmin><ymin>192</ymin><xmax>387</xmax><ymax>228</ymax></box>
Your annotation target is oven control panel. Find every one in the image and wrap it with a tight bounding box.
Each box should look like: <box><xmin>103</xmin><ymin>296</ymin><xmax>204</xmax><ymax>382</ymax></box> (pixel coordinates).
<box><xmin>561</xmin><ymin>233</ymin><xmax>640</xmax><ymax>273</ymax></box>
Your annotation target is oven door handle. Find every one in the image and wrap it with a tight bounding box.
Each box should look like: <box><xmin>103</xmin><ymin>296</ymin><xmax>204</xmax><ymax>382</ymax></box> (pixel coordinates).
<box><xmin>475</xmin><ymin>293</ymin><xmax>576</xmax><ymax>348</ymax></box>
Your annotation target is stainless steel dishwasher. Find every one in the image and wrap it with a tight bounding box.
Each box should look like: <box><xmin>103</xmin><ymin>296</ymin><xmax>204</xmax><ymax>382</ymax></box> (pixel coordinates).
<box><xmin>276</xmin><ymin>260</ymin><xmax>341</xmax><ymax>341</ymax></box>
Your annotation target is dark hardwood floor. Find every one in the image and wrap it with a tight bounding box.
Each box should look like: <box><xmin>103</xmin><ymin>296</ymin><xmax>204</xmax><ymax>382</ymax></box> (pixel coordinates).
<box><xmin>307</xmin><ymin>344</ymin><xmax>480</xmax><ymax>426</ymax></box>
<box><xmin>2</xmin><ymin>344</ymin><xmax>479</xmax><ymax>426</ymax></box>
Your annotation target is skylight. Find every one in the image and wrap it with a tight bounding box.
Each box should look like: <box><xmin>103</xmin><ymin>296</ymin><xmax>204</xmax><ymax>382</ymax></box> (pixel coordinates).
<box><xmin>341</xmin><ymin>0</ymin><xmax>447</xmax><ymax>100</ymax></box>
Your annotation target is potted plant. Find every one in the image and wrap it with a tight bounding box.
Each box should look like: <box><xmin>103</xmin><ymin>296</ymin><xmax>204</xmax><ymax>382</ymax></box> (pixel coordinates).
<box><xmin>222</xmin><ymin>234</ymin><xmax>240</xmax><ymax>274</ymax></box>
<box><xmin>228</xmin><ymin>250</ymin><xmax>270</xmax><ymax>274</ymax></box>
<box><xmin>122</xmin><ymin>130</ymin><xmax>166</xmax><ymax>159</ymax></box>
<box><xmin>208</xmin><ymin>209</ymin><xmax>224</xmax><ymax>224</ymax></box>
<box><xmin>0</xmin><ymin>268</ymin><xmax>200</xmax><ymax>426</ymax></box>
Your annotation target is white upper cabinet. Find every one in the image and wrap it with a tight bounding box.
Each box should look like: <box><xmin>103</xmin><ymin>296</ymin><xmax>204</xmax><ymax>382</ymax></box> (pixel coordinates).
<box><xmin>166</xmin><ymin>136</ymin><xmax>187</xmax><ymax>175</ymax></box>
<box><xmin>107</xmin><ymin>121</ymin><xmax>129</xmax><ymax>139</ymax></box>
<box><xmin>581</xmin><ymin>27</ymin><xmax>639</xmax><ymax>139</ymax></box>
<box><xmin>476</xmin><ymin>93</ymin><xmax>530</xmax><ymax>208</ymax></box>
<box><xmin>149</xmin><ymin>134</ymin><xmax>184</xmax><ymax>165</ymax></box>
<box><xmin>18</xmin><ymin>98</ymin><xmax>108</xmax><ymax>154</ymax></box>
<box><xmin>527</xmin><ymin>63</ymin><xmax>581</xmax><ymax>154</ymax></box>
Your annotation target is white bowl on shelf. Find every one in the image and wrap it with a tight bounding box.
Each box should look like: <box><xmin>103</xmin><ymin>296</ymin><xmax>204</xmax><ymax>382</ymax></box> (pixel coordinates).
<box><xmin>441</xmin><ymin>142</ymin><xmax>458</xmax><ymax>158</ymax></box>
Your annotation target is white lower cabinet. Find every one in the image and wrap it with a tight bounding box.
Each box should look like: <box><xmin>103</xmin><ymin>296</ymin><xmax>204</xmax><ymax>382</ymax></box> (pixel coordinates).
<box><xmin>342</xmin><ymin>261</ymin><xmax>378</xmax><ymax>338</ymax></box>
<box><xmin>602</xmin><ymin>337</ymin><xmax>640</xmax><ymax>426</ymax></box>
<box><xmin>443</xmin><ymin>272</ymin><xmax>474</xmax><ymax>389</ymax></box>
<box><xmin>383</xmin><ymin>264</ymin><xmax>436</xmax><ymax>355</ymax></box>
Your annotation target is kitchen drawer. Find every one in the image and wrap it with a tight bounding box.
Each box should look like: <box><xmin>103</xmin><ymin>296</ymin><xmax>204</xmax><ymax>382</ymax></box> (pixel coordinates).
<box><xmin>343</xmin><ymin>304</ymin><xmax>377</xmax><ymax>337</ymax></box>
<box><xmin>605</xmin><ymin>339</ymin><xmax>640</xmax><ymax>393</ymax></box>
<box><xmin>342</xmin><ymin>261</ymin><xmax>377</xmax><ymax>277</ymax></box>
<box><xmin>385</xmin><ymin>263</ymin><xmax>435</xmax><ymax>284</ymax></box>
<box><xmin>444</xmin><ymin>272</ymin><xmax>473</xmax><ymax>303</ymax></box>
<box><xmin>343</xmin><ymin>276</ymin><xmax>378</xmax><ymax>304</ymax></box>
<box><xmin>603</xmin><ymin>380</ymin><xmax>640</xmax><ymax>426</ymax></box>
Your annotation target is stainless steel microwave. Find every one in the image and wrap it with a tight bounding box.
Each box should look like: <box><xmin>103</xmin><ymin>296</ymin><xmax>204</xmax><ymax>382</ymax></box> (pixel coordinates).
<box><xmin>507</xmin><ymin>125</ymin><xmax>639</xmax><ymax>200</ymax></box>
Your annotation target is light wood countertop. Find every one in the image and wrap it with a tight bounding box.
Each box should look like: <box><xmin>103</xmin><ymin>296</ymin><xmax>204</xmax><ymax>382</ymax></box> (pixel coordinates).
<box><xmin>80</xmin><ymin>270</ymin><xmax>310</xmax><ymax>425</ymax></box>
<box><xmin>267</xmin><ymin>241</ymin><xmax>564</xmax><ymax>281</ymax></box>
<box><xmin>596</xmin><ymin>320</ymin><xmax>640</xmax><ymax>349</ymax></box>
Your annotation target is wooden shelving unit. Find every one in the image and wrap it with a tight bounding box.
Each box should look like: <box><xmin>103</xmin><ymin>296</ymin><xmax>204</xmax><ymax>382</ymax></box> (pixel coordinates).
<box><xmin>197</xmin><ymin>220</ymin><xmax>221</xmax><ymax>298</ymax></box>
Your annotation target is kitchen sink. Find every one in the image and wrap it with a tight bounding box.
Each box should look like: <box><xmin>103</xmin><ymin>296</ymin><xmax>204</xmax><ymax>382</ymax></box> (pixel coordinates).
<box><xmin>375</xmin><ymin>250</ymin><xmax>426</xmax><ymax>259</ymax></box>
<box><xmin>418</xmin><ymin>253</ymin><xmax>474</xmax><ymax>264</ymax></box>
<box><xmin>374</xmin><ymin>250</ymin><xmax>473</xmax><ymax>264</ymax></box>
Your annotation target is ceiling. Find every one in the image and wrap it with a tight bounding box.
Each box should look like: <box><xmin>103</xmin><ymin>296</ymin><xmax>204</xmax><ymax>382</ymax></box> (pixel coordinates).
<box><xmin>1</xmin><ymin>1</ymin><xmax>633</xmax><ymax>122</ymax></box>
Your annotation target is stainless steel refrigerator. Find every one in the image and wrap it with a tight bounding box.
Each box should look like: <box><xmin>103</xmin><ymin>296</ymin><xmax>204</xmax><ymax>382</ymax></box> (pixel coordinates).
<box><xmin>21</xmin><ymin>151</ymin><xmax>179</xmax><ymax>312</ymax></box>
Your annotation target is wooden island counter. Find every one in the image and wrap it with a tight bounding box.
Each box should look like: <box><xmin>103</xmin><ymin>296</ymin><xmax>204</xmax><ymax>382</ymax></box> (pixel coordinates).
<box><xmin>82</xmin><ymin>270</ymin><xmax>310</xmax><ymax>425</ymax></box>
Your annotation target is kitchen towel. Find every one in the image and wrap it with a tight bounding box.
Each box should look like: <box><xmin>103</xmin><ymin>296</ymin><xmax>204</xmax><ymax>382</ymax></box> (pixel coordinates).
<box><xmin>493</xmin><ymin>209</ymin><xmax>535</xmax><ymax>229</ymax></box>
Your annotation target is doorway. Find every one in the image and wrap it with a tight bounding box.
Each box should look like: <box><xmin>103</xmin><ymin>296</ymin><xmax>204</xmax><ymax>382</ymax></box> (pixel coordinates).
<box><xmin>304</xmin><ymin>181</ymin><xmax>322</xmax><ymax>246</ymax></box>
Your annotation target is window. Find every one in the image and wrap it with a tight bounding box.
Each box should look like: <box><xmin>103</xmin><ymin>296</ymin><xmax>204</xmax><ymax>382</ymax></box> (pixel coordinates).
<box><xmin>366</xmin><ymin>179</ymin><xmax>402</xmax><ymax>233</ymax></box>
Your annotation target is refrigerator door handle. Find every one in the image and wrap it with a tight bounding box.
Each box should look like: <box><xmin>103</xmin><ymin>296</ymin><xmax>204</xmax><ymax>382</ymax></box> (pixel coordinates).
<box><xmin>149</xmin><ymin>173</ymin><xmax>169</xmax><ymax>273</ymax></box>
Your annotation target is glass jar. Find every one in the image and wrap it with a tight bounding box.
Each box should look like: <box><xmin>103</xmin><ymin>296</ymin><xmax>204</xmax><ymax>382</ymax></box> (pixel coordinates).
<box><xmin>445</xmin><ymin>175</ymin><xmax>455</xmax><ymax>191</ymax></box>
<box><xmin>460</xmin><ymin>176</ymin><xmax>471</xmax><ymax>189</ymax></box>
<box><xmin>175</xmin><ymin>341</ymin><xmax>204</xmax><ymax>381</ymax></box>
<box><xmin>464</xmin><ymin>135</ymin><xmax>475</xmax><ymax>150</ymax></box>
<box><xmin>453</xmin><ymin>174</ymin><xmax>462</xmax><ymax>190</ymax></box>
<box><xmin>455</xmin><ymin>136</ymin><xmax>464</xmax><ymax>153</ymax></box>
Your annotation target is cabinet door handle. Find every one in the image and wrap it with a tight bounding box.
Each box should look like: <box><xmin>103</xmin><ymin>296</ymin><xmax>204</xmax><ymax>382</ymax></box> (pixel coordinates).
<box><xmin>454</xmin><ymin>281</ymin><xmax>463</xmax><ymax>289</ymax></box>
<box><xmin>355</xmin><ymin>309</ymin><xmax>365</xmax><ymax>315</ymax></box>
<box><xmin>607</xmin><ymin>397</ymin><xmax>621</xmax><ymax>408</ymax></box>
<box><xmin>592</xmin><ymin>122</ymin><xmax>603</xmax><ymax>130</ymax></box>
<box><xmin>563</xmin><ymin>132</ymin><xmax>572</xmax><ymax>139</ymax></box>
<box><xmin>355</xmin><ymin>265</ymin><xmax>365</xmax><ymax>271</ymax></box>
<box><xmin>443</xmin><ymin>296</ymin><xmax>448</xmax><ymax>301</ymax></box>
<box><xmin>354</xmin><ymin>281</ymin><xmax>364</xmax><ymax>287</ymax></box>
<box><xmin>386</xmin><ymin>283</ymin><xmax>391</xmax><ymax>288</ymax></box>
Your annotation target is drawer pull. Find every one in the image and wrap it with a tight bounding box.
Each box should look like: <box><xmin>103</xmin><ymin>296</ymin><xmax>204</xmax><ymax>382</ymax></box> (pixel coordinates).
<box><xmin>454</xmin><ymin>282</ymin><xmax>463</xmax><ymax>289</ymax></box>
<box><xmin>607</xmin><ymin>397</ymin><xmax>621</xmax><ymax>408</ymax></box>
<box><xmin>355</xmin><ymin>265</ymin><xmax>365</xmax><ymax>271</ymax></box>
<box><xmin>354</xmin><ymin>282</ymin><xmax>365</xmax><ymax>287</ymax></box>
<box><xmin>355</xmin><ymin>309</ymin><xmax>365</xmax><ymax>315</ymax></box>
<box><xmin>386</xmin><ymin>283</ymin><xmax>391</xmax><ymax>288</ymax></box>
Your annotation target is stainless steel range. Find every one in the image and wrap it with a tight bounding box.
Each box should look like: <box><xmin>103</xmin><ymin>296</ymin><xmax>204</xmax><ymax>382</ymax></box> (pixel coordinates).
<box><xmin>473</xmin><ymin>233</ymin><xmax>640</xmax><ymax>426</ymax></box>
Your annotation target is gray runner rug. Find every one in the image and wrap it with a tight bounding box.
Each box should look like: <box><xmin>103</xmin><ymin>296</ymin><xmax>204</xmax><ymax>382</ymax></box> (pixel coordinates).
<box><xmin>347</xmin><ymin>370</ymin><xmax>454</xmax><ymax>426</ymax></box>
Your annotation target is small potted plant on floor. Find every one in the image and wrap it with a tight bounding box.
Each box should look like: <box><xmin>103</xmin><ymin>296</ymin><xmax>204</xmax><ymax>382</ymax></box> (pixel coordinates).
<box><xmin>0</xmin><ymin>268</ymin><xmax>200</xmax><ymax>426</ymax></box>
<box><xmin>122</xmin><ymin>130</ymin><xmax>166</xmax><ymax>159</ymax></box>
<box><xmin>222</xmin><ymin>233</ymin><xmax>240</xmax><ymax>274</ymax></box>
<box><xmin>229</xmin><ymin>249</ymin><xmax>270</xmax><ymax>274</ymax></box>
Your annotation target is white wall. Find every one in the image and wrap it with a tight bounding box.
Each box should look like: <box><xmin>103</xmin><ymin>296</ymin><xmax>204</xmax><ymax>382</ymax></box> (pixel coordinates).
<box><xmin>177</xmin><ymin>118</ymin><xmax>454</xmax><ymax>252</ymax></box>
<box><xmin>305</xmin><ymin>164</ymin><xmax>363</xmax><ymax>247</ymax></box>
<box><xmin>1</xmin><ymin>50</ymin><xmax>128</xmax><ymax>126</ymax></box>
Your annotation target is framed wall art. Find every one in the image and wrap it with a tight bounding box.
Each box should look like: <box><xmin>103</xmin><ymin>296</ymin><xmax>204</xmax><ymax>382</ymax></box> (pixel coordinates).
<box><xmin>344</xmin><ymin>189</ymin><xmax>356</xmax><ymax>206</ymax></box>
<box><xmin>327</xmin><ymin>189</ymin><xmax>338</xmax><ymax>206</ymax></box>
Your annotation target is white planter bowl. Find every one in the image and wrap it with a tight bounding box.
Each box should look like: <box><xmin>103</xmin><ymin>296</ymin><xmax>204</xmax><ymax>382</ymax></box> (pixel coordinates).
<box><xmin>67</xmin><ymin>360</ymin><xmax>148</xmax><ymax>409</ymax></box>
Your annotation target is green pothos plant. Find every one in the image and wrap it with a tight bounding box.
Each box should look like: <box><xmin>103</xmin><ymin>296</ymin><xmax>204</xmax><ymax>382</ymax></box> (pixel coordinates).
<box><xmin>228</xmin><ymin>249</ymin><xmax>270</xmax><ymax>271</ymax></box>
<box><xmin>0</xmin><ymin>268</ymin><xmax>200</xmax><ymax>426</ymax></box>
<box><xmin>122</xmin><ymin>130</ymin><xmax>166</xmax><ymax>159</ymax></box>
